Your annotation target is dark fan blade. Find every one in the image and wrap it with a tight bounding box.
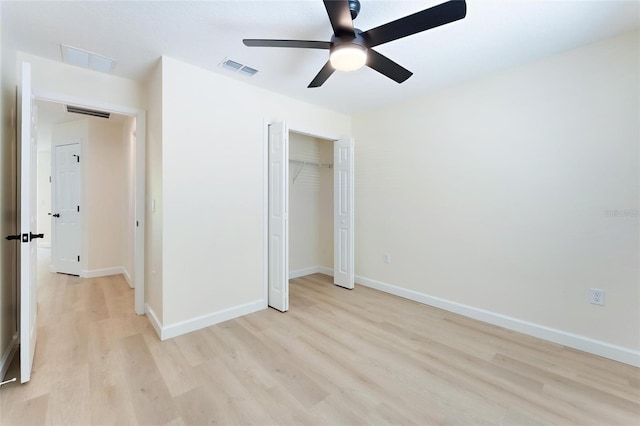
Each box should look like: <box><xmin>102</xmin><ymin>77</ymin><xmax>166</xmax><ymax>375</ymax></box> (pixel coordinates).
<box><xmin>323</xmin><ymin>0</ymin><xmax>355</xmax><ymax>37</ymax></box>
<box><xmin>361</xmin><ymin>0</ymin><xmax>466</xmax><ymax>47</ymax></box>
<box><xmin>243</xmin><ymin>39</ymin><xmax>332</xmax><ymax>49</ymax></box>
<box><xmin>366</xmin><ymin>49</ymin><xmax>412</xmax><ymax>84</ymax></box>
<box><xmin>308</xmin><ymin>61</ymin><xmax>335</xmax><ymax>88</ymax></box>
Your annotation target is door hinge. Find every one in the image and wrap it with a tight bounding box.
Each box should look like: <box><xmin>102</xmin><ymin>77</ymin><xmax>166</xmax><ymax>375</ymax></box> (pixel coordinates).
<box><xmin>136</xmin><ymin>220</ymin><xmax>139</xmax><ymax>227</ymax></box>
<box><xmin>73</xmin><ymin>154</ymin><xmax>80</xmax><ymax>162</ymax></box>
<box><xmin>77</xmin><ymin>255</ymin><xmax>80</xmax><ymax>262</ymax></box>
<box><xmin>77</xmin><ymin>205</ymin><xmax>80</xmax><ymax>212</ymax></box>
<box><xmin>49</xmin><ymin>176</ymin><xmax>51</xmax><ymax>183</ymax></box>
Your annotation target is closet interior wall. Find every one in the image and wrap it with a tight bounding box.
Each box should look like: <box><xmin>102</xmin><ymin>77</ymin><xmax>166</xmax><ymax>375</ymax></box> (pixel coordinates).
<box><xmin>289</xmin><ymin>132</ymin><xmax>333</xmax><ymax>277</ymax></box>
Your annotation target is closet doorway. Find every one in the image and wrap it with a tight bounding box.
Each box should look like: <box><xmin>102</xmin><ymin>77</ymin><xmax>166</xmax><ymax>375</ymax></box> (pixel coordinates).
<box><xmin>266</xmin><ymin>122</ymin><xmax>354</xmax><ymax>312</ymax></box>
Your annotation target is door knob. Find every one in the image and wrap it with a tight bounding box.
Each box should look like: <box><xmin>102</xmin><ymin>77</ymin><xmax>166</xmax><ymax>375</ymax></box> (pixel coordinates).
<box><xmin>29</xmin><ymin>232</ymin><xmax>44</xmax><ymax>241</ymax></box>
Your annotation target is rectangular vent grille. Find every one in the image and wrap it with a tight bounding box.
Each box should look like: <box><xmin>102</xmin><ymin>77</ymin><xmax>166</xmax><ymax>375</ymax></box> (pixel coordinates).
<box><xmin>220</xmin><ymin>58</ymin><xmax>259</xmax><ymax>77</ymax></box>
<box><xmin>66</xmin><ymin>105</ymin><xmax>111</xmax><ymax>119</ymax></box>
<box><xmin>223</xmin><ymin>60</ymin><xmax>243</xmax><ymax>71</ymax></box>
<box><xmin>239</xmin><ymin>66</ymin><xmax>258</xmax><ymax>76</ymax></box>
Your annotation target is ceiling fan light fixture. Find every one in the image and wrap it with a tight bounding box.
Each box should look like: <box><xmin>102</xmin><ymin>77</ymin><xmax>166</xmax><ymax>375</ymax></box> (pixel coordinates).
<box><xmin>330</xmin><ymin>43</ymin><xmax>367</xmax><ymax>72</ymax></box>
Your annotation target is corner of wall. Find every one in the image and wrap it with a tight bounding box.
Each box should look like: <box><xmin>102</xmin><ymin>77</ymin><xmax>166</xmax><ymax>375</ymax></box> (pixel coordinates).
<box><xmin>144</xmin><ymin>58</ymin><xmax>163</xmax><ymax>324</ymax></box>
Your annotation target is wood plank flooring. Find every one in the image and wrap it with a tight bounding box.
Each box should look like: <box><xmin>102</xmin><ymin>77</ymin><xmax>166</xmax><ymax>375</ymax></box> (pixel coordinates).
<box><xmin>1</xmin><ymin>256</ymin><xmax>638</xmax><ymax>425</ymax></box>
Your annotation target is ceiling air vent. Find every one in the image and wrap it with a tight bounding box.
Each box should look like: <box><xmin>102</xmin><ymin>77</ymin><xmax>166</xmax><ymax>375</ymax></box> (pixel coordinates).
<box><xmin>60</xmin><ymin>44</ymin><xmax>116</xmax><ymax>73</ymax></box>
<box><xmin>220</xmin><ymin>58</ymin><xmax>259</xmax><ymax>77</ymax></box>
<box><xmin>222</xmin><ymin>59</ymin><xmax>243</xmax><ymax>71</ymax></box>
<box><xmin>238</xmin><ymin>65</ymin><xmax>258</xmax><ymax>77</ymax></box>
<box><xmin>66</xmin><ymin>105</ymin><xmax>111</xmax><ymax>119</ymax></box>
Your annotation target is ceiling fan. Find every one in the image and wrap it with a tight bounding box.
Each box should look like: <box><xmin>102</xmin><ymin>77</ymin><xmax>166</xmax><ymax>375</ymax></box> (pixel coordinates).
<box><xmin>243</xmin><ymin>0</ymin><xmax>467</xmax><ymax>88</ymax></box>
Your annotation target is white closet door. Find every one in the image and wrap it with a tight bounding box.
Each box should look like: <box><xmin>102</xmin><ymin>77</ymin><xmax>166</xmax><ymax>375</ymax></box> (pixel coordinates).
<box><xmin>268</xmin><ymin>122</ymin><xmax>289</xmax><ymax>311</ymax></box>
<box><xmin>333</xmin><ymin>137</ymin><xmax>354</xmax><ymax>289</ymax></box>
<box><xmin>52</xmin><ymin>143</ymin><xmax>81</xmax><ymax>275</ymax></box>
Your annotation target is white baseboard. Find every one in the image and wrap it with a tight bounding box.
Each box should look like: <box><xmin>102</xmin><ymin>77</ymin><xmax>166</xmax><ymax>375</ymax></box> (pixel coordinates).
<box><xmin>80</xmin><ymin>266</ymin><xmax>125</xmax><ymax>279</ymax></box>
<box><xmin>290</xmin><ymin>266</ymin><xmax>333</xmax><ymax>279</ymax></box>
<box><xmin>145</xmin><ymin>304</ymin><xmax>163</xmax><ymax>339</ymax></box>
<box><xmin>355</xmin><ymin>275</ymin><xmax>640</xmax><ymax>367</ymax></box>
<box><xmin>122</xmin><ymin>268</ymin><xmax>133</xmax><ymax>288</ymax></box>
<box><xmin>148</xmin><ymin>300</ymin><xmax>265</xmax><ymax>341</ymax></box>
<box><xmin>0</xmin><ymin>333</ymin><xmax>18</xmax><ymax>382</ymax></box>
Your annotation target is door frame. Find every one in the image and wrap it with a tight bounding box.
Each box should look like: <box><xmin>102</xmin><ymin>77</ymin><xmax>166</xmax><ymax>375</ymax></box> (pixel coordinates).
<box><xmin>36</xmin><ymin>90</ymin><xmax>146</xmax><ymax>315</ymax></box>
<box><xmin>263</xmin><ymin>120</ymin><xmax>350</xmax><ymax>309</ymax></box>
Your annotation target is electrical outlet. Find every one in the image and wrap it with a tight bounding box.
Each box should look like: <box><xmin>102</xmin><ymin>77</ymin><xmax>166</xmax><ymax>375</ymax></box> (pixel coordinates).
<box><xmin>590</xmin><ymin>288</ymin><xmax>605</xmax><ymax>306</ymax></box>
<box><xmin>383</xmin><ymin>253</ymin><xmax>390</xmax><ymax>264</ymax></box>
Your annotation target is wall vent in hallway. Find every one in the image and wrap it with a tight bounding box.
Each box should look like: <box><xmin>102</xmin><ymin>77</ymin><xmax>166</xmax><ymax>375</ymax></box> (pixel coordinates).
<box><xmin>66</xmin><ymin>106</ymin><xmax>111</xmax><ymax>119</ymax></box>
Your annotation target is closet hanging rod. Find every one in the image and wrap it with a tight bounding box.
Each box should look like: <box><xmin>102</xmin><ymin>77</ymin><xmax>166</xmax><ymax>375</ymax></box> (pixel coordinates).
<box><xmin>289</xmin><ymin>159</ymin><xmax>333</xmax><ymax>169</ymax></box>
<box><xmin>290</xmin><ymin>158</ymin><xmax>333</xmax><ymax>184</ymax></box>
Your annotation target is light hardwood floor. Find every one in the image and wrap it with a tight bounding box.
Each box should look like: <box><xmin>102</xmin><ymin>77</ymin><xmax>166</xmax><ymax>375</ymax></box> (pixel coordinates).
<box><xmin>1</xmin><ymin>254</ymin><xmax>638</xmax><ymax>425</ymax></box>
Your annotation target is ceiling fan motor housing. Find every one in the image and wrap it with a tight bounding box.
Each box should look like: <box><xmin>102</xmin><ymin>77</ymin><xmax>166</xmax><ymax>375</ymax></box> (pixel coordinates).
<box><xmin>331</xmin><ymin>31</ymin><xmax>367</xmax><ymax>51</ymax></box>
<box><xmin>348</xmin><ymin>0</ymin><xmax>361</xmax><ymax>20</ymax></box>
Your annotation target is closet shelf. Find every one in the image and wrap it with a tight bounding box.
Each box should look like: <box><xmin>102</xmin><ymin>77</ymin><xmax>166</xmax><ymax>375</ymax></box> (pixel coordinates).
<box><xmin>289</xmin><ymin>158</ymin><xmax>333</xmax><ymax>184</ymax></box>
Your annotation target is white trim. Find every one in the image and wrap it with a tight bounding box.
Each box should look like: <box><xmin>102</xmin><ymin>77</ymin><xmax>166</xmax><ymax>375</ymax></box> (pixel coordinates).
<box><xmin>0</xmin><ymin>334</ymin><xmax>19</xmax><ymax>381</ymax></box>
<box><xmin>355</xmin><ymin>275</ymin><xmax>640</xmax><ymax>367</ymax></box>
<box><xmin>289</xmin><ymin>266</ymin><xmax>333</xmax><ymax>279</ymax></box>
<box><xmin>263</xmin><ymin>119</ymin><xmax>269</xmax><ymax>310</ymax></box>
<box><xmin>288</xmin><ymin>125</ymin><xmax>339</xmax><ymax>142</ymax></box>
<box><xmin>160</xmin><ymin>300</ymin><xmax>265</xmax><ymax>341</ymax></box>
<box><xmin>133</xmin><ymin>112</ymin><xmax>146</xmax><ymax>315</ymax></box>
<box><xmin>80</xmin><ymin>266</ymin><xmax>125</xmax><ymax>279</ymax></box>
<box><xmin>35</xmin><ymin>90</ymin><xmax>142</xmax><ymax>116</ymax></box>
<box><xmin>37</xmin><ymin>242</ymin><xmax>51</xmax><ymax>248</ymax></box>
<box><xmin>122</xmin><ymin>267</ymin><xmax>133</xmax><ymax>288</ymax></box>
<box><xmin>145</xmin><ymin>303</ymin><xmax>163</xmax><ymax>339</ymax></box>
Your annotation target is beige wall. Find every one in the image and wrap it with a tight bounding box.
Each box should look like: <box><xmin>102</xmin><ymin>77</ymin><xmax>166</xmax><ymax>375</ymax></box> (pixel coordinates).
<box><xmin>318</xmin><ymin>142</ymin><xmax>333</xmax><ymax>270</ymax></box>
<box><xmin>289</xmin><ymin>132</ymin><xmax>333</xmax><ymax>273</ymax></box>
<box><xmin>159</xmin><ymin>56</ymin><xmax>351</xmax><ymax>327</ymax></box>
<box><xmin>353</xmin><ymin>31</ymin><xmax>640</xmax><ymax>354</ymax></box>
<box><xmin>86</xmin><ymin>119</ymin><xmax>126</xmax><ymax>271</ymax></box>
<box><xmin>17</xmin><ymin>52</ymin><xmax>144</xmax><ymax>109</ymax></box>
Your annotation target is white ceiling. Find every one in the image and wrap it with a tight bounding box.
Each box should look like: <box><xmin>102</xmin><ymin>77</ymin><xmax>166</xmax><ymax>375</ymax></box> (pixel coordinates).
<box><xmin>3</xmin><ymin>1</ymin><xmax>639</xmax><ymax>115</ymax></box>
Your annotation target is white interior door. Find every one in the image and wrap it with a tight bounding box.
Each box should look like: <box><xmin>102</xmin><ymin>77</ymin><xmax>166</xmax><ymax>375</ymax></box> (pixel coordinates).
<box><xmin>268</xmin><ymin>122</ymin><xmax>289</xmax><ymax>312</ymax></box>
<box><xmin>19</xmin><ymin>62</ymin><xmax>38</xmax><ymax>383</ymax></box>
<box><xmin>333</xmin><ymin>137</ymin><xmax>354</xmax><ymax>289</ymax></box>
<box><xmin>52</xmin><ymin>143</ymin><xmax>80</xmax><ymax>275</ymax></box>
